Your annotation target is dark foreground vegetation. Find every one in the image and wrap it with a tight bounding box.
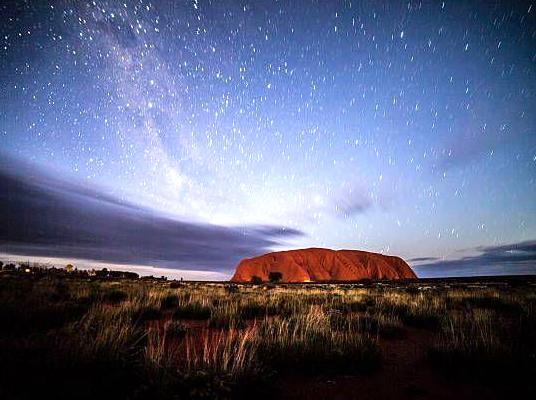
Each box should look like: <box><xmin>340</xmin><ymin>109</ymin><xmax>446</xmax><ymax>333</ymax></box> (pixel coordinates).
<box><xmin>0</xmin><ymin>263</ymin><xmax>535</xmax><ymax>399</ymax></box>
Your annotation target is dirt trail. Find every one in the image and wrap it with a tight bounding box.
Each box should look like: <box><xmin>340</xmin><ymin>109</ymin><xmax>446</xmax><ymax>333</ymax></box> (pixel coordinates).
<box><xmin>272</xmin><ymin>327</ymin><xmax>498</xmax><ymax>400</ymax></box>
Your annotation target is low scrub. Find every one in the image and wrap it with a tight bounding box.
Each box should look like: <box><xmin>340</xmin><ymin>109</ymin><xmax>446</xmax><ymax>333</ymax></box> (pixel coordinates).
<box><xmin>160</xmin><ymin>294</ymin><xmax>180</xmax><ymax>310</ymax></box>
<box><xmin>102</xmin><ymin>289</ymin><xmax>129</xmax><ymax>304</ymax></box>
<box><xmin>259</xmin><ymin>311</ymin><xmax>380</xmax><ymax>373</ymax></box>
<box><xmin>1</xmin><ymin>273</ymin><xmax>534</xmax><ymax>399</ymax></box>
<box><xmin>172</xmin><ymin>302</ymin><xmax>211</xmax><ymax>320</ymax></box>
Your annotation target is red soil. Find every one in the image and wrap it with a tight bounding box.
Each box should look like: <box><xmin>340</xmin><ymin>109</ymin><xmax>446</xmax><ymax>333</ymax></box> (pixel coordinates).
<box><xmin>231</xmin><ymin>248</ymin><xmax>417</xmax><ymax>283</ymax></box>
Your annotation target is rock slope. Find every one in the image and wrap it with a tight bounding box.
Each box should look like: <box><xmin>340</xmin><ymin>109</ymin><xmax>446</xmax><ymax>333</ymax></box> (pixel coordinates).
<box><xmin>231</xmin><ymin>248</ymin><xmax>416</xmax><ymax>282</ymax></box>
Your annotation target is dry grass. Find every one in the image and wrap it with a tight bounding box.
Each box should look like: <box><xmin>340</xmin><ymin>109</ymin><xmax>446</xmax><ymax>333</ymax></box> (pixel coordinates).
<box><xmin>257</xmin><ymin>308</ymin><xmax>380</xmax><ymax>373</ymax></box>
<box><xmin>0</xmin><ymin>275</ymin><xmax>535</xmax><ymax>399</ymax></box>
<box><xmin>181</xmin><ymin>327</ymin><xmax>260</xmax><ymax>377</ymax></box>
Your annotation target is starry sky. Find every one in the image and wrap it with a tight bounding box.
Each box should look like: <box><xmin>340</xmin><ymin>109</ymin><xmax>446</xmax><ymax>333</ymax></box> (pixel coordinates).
<box><xmin>1</xmin><ymin>0</ymin><xmax>536</xmax><ymax>278</ymax></box>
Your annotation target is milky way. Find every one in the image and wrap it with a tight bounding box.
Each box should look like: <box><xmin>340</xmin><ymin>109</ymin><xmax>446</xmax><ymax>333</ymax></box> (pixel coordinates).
<box><xmin>1</xmin><ymin>1</ymin><xmax>536</xmax><ymax>277</ymax></box>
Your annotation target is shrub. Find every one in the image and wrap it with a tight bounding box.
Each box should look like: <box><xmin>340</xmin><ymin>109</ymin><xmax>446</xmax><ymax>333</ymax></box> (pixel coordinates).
<box><xmin>3</xmin><ymin>263</ymin><xmax>16</xmax><ymax>271</ymax></box>
<box><xmin>169</xmin><ymin>281</ymin><xmax>184</xmax><ymax>289</ymax></box>
<box><xmin>268</xmin><ymin>272</ymin><xmax>283</xmax><ymax>283</ymax></box>
<box><xmin>103</xmin><ymin>290</ymin><xmax>128</xmax><ymax>304</ymax></box>
<box><xmin>239</xmin><ymin>302</ymin><xmax>266</xmax><ymax>319</ymax></box>
<box><xmin>160</xmin><ymin>294</ymin><xmax>180</xmax><ymax>309</ymax></box>
<box><xmin>165</xmin><ymin>321</ymin><xmax>188</xmax><ymax>339</ymax></box>
<box><xmin>49</xmin><ymin>281</ymin><xmax>71</xmax><ymax>302</ymax></box>
<box><xmin>0</xmin><ymin>301</ymin><xmax>88</xmax><ymax>336</ymax></box>
<box><xmin>400</xmin><ymin>306</ymin><xmax>442</xmax><ymax>329</ymax></box>
<box><xmin>334</xmin><ymin>296</ymin><xmax>375</xmax><ymax>313</ymax></box>
<box><xmin>225</xmin><ymin>284</ymin><xmax>239</xmax><ymax>294</ymax></box>
<box><xmin>172</xmin><ymin>303</ymin><xmax>211</xmax><ymax>320</ymax></box>
<box><xmin>209</xmin><ymin>308</ymin><xmax>245</xmax><ymax>329</ymax></box>
<box><xmin>134</xmin><ymin>306</ymin><xmax>162</xmax><ymax>322</ymax></box>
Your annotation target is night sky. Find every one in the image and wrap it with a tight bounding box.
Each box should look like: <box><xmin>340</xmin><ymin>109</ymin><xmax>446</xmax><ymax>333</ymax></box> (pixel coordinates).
<box><xmin>1</xmin><ymin>0</ymin><xmax>536</xmax><ymax>278</ymax></box>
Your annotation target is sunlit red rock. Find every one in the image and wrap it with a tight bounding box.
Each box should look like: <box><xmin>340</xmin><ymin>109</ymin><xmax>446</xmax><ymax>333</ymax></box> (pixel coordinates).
<box><xmin>231</xmin><ymin>248</ymin><xmax>417</xmax><ymax>282</ymax></box>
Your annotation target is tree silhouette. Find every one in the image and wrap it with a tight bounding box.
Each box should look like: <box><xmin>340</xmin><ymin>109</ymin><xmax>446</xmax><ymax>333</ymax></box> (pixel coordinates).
<box><xmin>268</xmin><ymin>271</ymin><xmax>283</xmax><ymax>283</ymax></box>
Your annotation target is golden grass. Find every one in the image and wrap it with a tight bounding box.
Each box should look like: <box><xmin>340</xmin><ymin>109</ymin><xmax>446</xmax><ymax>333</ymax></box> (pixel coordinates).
<box><xmin>1</xmin><ymin>275</ymin><xmax>535</xmax><ymax>398</ymax></box>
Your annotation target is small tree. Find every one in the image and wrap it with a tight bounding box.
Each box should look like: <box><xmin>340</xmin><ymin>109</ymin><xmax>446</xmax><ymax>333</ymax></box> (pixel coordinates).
<box><xmin>268</xmin><ymin>271</ymin><xmax>283</xmax><ymax>283</ymax></box>
<box><xmin>3</xmin><ymin>263</ymin><xmax>16</xmax><ymax>271</ymax></box>
<box><xmin>96</xmin><ymin>268</ymin><xmax>109</xmax><ymax>278</ymax></box>
<box><xmin>250</xmin><ymin>275</ymin><xmax>263</xmax><ymax>284</ymax></box>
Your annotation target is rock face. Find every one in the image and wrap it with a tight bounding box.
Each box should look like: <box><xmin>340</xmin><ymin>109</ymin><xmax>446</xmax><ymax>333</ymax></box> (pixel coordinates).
<box><xmin>231</xmin><ymin>248</ymin><xmax>416</xmax><ymax>283</ymax></box>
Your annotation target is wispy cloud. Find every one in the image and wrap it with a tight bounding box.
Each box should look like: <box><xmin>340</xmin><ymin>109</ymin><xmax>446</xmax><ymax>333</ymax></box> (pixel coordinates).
<box><xmin>408</xmin><ymin>256</ymin><xmax>439</xmax><ymax>263</ymax></box>
<box><xmin>0</xmin><ymin>156</ymin><xmax>303</xmax><ymax>273</ymax></box>
<box><xmin>413</xmin><ymin>240</ymin><xmax>536</xmax><ymax>277</ymax></box>
<box><xmin>333</xmin><ymin>189</ymin><xmax>373</xmax><ymax>217</ymax></box>
<box><xmin>329</xmin><ymin>182</ymin><xmax>374</xmax><ymax>218</ymax></box>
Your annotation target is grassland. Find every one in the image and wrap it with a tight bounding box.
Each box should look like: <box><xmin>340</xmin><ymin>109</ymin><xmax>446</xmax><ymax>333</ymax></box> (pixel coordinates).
<box><xmin>0</xmin><ymin>268</ymin><xmax>535</xmax><ymax>399</ymax></box>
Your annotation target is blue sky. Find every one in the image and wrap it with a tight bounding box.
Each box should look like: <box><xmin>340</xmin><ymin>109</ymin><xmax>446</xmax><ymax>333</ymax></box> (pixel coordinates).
<box><xmin>1</xmin><ymin>1</ymin><xmax>535</xmax><ymax>277</ymax></box>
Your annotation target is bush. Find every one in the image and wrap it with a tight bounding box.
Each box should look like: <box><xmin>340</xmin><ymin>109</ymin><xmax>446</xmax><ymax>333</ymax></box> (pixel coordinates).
<box><xmin>160</xmin><ymin>295</ymin><xmax>180</xmax><ymax>309</ymax></box>
<box><xmin>225</xmin><ymin>284</ymin><xmax>239</xmax><ymax>294</ymax></box>
<box><xmin>165</xmin><ymin>321</ymin><xmax>188</xmax><ymax>338</ymax></box>
<box><xmin>134</xmin><ymin>306</ymin><xmax>162</xmax><ymax>322</ymax></box>
<box><xmin>208</xmin><ymin>308</ymin><xmax>245</xmax><ymax>329</ymax></box>
<box><xmin>3</xmin><ymin>263</ymin><xmax>16</xmax><ymax>271</ymax></box>
<box><xmin>268</xmin><ymin>272</ymin><xmax>283</xmax><ymax>283</ymax></box>
<box><xmin>240</xmin><ymin>303</ymin><xmax>266</xmax><ymax>319</ymax></box>
<box><xmin>335</xmin><ymin>296</ymin><xmax>375</xmax><ymax>314</ymax></box>
<box><xmin>103</xmin><ymin>290</ymin><xmax>128</xmax><ymax>304</ymax></box>
<box><xmin>172</xmin><ymin>303</ymin><xmax>211</xmax><ymax>320</ymax></box>
<box><xmin>400</xmin><ymin>307</ymin><xmax>442</xmax><ymax>329</ymax></box>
